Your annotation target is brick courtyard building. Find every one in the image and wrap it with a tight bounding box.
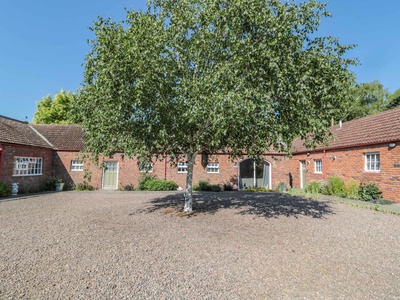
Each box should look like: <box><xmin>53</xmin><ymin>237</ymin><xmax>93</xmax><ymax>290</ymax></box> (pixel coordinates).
<box><xmin>1</xmin><ymin>107</ymin><xmax>399</xmax><ymax>201</ymax></box>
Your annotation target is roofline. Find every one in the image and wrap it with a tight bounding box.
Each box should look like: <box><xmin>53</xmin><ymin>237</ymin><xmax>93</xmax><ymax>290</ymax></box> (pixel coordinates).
<box><xmin>0</xmin><ymin>141</ymin><xmax>53</xmax><ymax>150</ymax></box>
<box><xmin>0</xmin><ymin>115</ymin><xmax>28</xmax><ymax>124</ymax></box>
<box><xmin>55</xmin><ymin>148</ymin><xmax>83</xmax><ymax>152</ymax></box>
<box><xmin>292</xmin><ymin>139</ymin><xmax>400</xmax><ymax>155</ymax></box>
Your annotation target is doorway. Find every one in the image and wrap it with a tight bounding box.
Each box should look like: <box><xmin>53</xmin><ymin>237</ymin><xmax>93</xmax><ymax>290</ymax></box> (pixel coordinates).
<box><xmin>238</xmin><ymin>159</ymin><xmax>271</xmax><ymax>189</ymax></box>
<box><xmin>103</xmin><ymin>162</ymin><xmax>118</xmax><ymax>189</ymax></box>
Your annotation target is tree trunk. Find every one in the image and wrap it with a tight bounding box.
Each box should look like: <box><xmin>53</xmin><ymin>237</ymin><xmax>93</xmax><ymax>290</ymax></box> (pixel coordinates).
<box><xmin>183</xmin><ymin>151</ymin><xmax>197</xmax><ymax>212</ymax></box>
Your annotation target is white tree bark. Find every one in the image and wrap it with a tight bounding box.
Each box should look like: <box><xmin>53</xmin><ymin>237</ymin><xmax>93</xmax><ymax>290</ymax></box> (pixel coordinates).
<box><xmin>183</xmin><ymin>151</ymin><xmax>197</xmax><ymax>212</ymax></box>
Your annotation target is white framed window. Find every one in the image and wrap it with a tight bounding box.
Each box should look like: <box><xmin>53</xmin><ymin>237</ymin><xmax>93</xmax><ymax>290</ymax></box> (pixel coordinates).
<box><xmin>139</xmin><ymin>161</ymin><xmax>153</xmax><ymax>173</ymax></box>
<box><xmin>365</xmin><ymin>153</ymin><xmax>380</xmax><ymax>172</ymax></box>
<box><xmin>207</xmin><ymin>162</ymin><xmax>219</xmax><ymax>173</ymax></box>
<box><xmin>177</xmin><ymin>162</ymin><xmax>188</xmax><ymax>173</ymax></box>
<box><xmin>13</xmin><ymin>157</ymin><xmax>43</xmax><ymax>176</ymax></box>
<box><xmin>71</xmin><ymin>160</ymin><xmax>84</xmax><ymax>171</ymax></box>
<box><xmin>314</xmin><ymin>159</ymin><xmax>322</xmax><ymax>174</ymax></box>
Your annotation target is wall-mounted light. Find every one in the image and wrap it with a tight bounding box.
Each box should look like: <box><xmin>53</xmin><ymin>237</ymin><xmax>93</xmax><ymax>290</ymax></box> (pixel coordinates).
<box><xmin>389</xmin><ymin>142</ymin><xmax>397</xmax><ymax>148</ymax></box>
<box><xmin>332</xmin><ymin>156</ymin><xmax>337</xmax><ymax>161</ymax></box>
<box><xmin>306</xmin><ymin>152</ymin><xmax>310</xmax><ymax>156</ymax></box>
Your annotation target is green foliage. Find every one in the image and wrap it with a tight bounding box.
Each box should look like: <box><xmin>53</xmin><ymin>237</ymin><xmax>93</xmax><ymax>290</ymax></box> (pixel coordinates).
<box><xmin>0</xmin><ymin>181</ymin><xmax>12</xmax><ymax>197</ymax></box>
<box><xmin>143</xmin><ymin>179</ymin><xmax>178</xmax><ymax>191</ymax></box>
<box><xmin>244</xmin><ymin>186</ymin><xmax>271</xmax><ymax>192</ymax></box>
<box><xmin>75</xmin><ymin>182</ymin><xmax>95</xmax><ymax>191</ymax></box>
<box><xmin>358</xmin><ymin>182</ymin><xmax>383</xmax><ymax>201</ymax></box>
<box><xmin>193</xmin><ymin>185</ymin><xmax>200</xmax><ymax>191</ymax></box>
<box><xmin>211</xmin><ymin>184</ymin><xmax>222</xmax><ymax>192</ymax></box>
<box><xmin>386</xmin><ymin>88</ymin><xmax>400</xmax><ymax>110</ymax></box>
<box><xmin>120</xmin><ymin>183</ymin><xmax>135</xmax><ymax>191</ymax></box>
<box><xmin>305</xmin><ymin>181</ymin><xmax>322</xmax><ymax>194</ymax></box>
<box><xmin>345</xmin><ymin>180</ymin><xmax>359</xmax><ymax>199</ymax></box>
<box><xmin>321</xmin><ymin>176</ymin><xmax>346</xmax><ymax>197</ymax></box>
<box><xmin>136</xmin><ymin>174</ymin><xmax>178</xmax><ymax>191</ymax></box>
<box><xmin>195</xmin><ymin>180</ymin><xmax>221</xmax><ymax>192</ymax></box>
<box><xmin>74</xmin><ymin>0</ymin><xmax>357</xmax><ymax>211</ymax></box>
<box><xmin>136</xmin><ymin>174</ymin><xmax>156</xmax><ymax>191</ymax></box>
<box><xmin>44</xmin><ymin>176</ymin><xmax>63</xmax><ymax>191</ymax></box>
<box><xmin>33</xmin><ymin>89</ymin><xmax>76</xmax><ymax>124</ymax></box>
<box><xmin>223</xmin><ymin>183</ymin><xmax>233</xmax><ymax>191</ymax></box>
<box><xmin>198</xmin><ymin>180</ymin><xmax>212</xmax><ymax>191</ymax></box>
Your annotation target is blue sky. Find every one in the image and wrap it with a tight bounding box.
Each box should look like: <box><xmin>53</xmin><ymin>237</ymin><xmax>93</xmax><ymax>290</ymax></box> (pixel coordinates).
<box><xmin>1</xmin><ymin>0</ymin><xmax>399</xmax><ymax>122</ymax></box>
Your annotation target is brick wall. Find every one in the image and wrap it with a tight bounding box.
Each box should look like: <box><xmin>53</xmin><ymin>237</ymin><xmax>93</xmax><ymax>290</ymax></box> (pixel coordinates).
<box><xmin>0</xmin><ymin>143</ymin><xmax>53</xmax><ymax>193</ymax></box>
<box><xmin>290</xmin><ymin>143</ymin><xmax>400</xmax><ymax>202</ymax></box>
<box><xmin>54</xmin><ymin>151</ymin><xmax>290</xmax><ymax>190</ymax></box>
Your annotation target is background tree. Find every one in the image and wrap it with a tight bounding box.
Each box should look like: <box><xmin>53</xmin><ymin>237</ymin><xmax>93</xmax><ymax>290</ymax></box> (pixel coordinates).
<box><xmin>386</xmin><ymin>88</ymin><xmax>400</xmax><ymax>110</ymax></box>
<box><xmin>74</xmin><ymin>0</ymin><xmax>356</xmax><ymax>212</ymax></box>
<box><xmin>33</xmin><ymin>89</ymin><xmax>76</xmax><ymax>124</ymax></box>
<box><xmin>341</xmin><ymin>81</ymin><xmax>390</xmax><ymax>121</ymax></box>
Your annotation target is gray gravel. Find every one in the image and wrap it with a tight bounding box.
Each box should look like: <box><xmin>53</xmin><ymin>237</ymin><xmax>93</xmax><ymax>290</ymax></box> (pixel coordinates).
<box><xmin>1</xmin><ymin>191</ymin><xmax>399</xmax><ymax>299</ymax></box>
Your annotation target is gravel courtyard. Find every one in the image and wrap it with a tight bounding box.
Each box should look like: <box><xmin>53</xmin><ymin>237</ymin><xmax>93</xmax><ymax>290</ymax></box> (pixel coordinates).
<box><xmin>1</xmin><ymin>191</ymin><xmax>399</xmax><ymax>299</ymax></box>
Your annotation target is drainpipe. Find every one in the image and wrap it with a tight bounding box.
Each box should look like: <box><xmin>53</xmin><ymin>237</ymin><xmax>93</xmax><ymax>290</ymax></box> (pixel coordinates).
<box><xmin>253</xmin><ymin>159</ymin><xmax>257</xmax><ymax>187</ymax></box>
<box><xmin>164</xmin><ymin>153</ymin><xmax>167</xmax><ymax>180</ymax></box>
<box><xmin>0</xmin><ymin>145</ymin><xmax>3</xmax><ymax>180</ymax></box>
<box><xmin>323</xmin><ymin>149</ymin><xmax>327</xmax><ymax>180</ymax></box>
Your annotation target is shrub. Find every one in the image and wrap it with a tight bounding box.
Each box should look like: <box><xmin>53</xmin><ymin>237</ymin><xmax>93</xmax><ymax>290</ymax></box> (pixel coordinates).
<box><xmin>198</xmin><ymin>180</ymin><xmax>212</xmax><ymax>191</ymax></box>
<box><xmin>358</xmin><ymin>182</ymin><xmax>383</xmax><ymax>201</ymax></box>
<box><xmin>195</xmin><ymin>180</ymin><xmax>221</xmax><ymax>192</ymax></box>
<box><xmin>44</xmin><ymin>176</ymin><xmax>63</xmax><ymax>191</ymax></box>
<box><xmin>136</xmin><ymin>174</ymin><xmax>155</xmax><ymax>191</ymax></box>
<box><xmin>245</xmin><ymin>186</ymin><xmax>270</xmax><ymax>192</ymax></box>
<box><xmin>211</xmin><ymin>184</ymin><xmax>222</xmax><ymax>192</ymax></box>
<box><xmin>144</xmin><ymin>179</ymin><xmax>178</xmax><ymax>191</ymax></box>
<box><xmin>223</xmin><ymin>183</ymin><xmax>233</xmax><ymax>191</ymax></box>
<box><xmin>305</xmin><ymin>181</ymin><xmax>321</xmax><ymax>194</ymax></box>
<box><xmin>75</xmin><ymin>182</ymin><xmax>95</xmax><ymax>191</ymax></box>
<box><xmin>0</xmin><ymin>181</ymin><xmax>11</xmax><ymax>197</ymax></box>
<box><xmin>121</xmin><ymin>183</ymin><xmax>135</xmax><ymax>191</ymax></box>
<box><xmin>345</xmin><ymin>180</ymin><xmax>359</xmax><ymax>199</ymax></box>
<box><xmin>321</xmin><ymin>176</ymin><xmax>346</xmax><ymax>197</ymax></box>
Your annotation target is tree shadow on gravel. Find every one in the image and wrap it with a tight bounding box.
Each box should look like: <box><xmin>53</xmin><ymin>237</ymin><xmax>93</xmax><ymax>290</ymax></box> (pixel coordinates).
<box><xmin>140</xmin><ymin>192</ymin><xmax>335</xmax><ymax>219</ymax></box>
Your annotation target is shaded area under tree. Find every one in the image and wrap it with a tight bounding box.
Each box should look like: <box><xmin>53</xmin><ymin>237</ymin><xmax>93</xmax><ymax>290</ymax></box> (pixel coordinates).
<box><xmin>139</xmin><ymin>192</ymin><xmax>335</xmax><ymax>219</ymax></box>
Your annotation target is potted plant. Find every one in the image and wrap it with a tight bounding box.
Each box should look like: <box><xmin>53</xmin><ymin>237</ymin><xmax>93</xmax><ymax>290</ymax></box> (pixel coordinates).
<box><xmin>54</xmin><ymin>177</ymin><xmax>64</xmax><ymax>192</ymax></box>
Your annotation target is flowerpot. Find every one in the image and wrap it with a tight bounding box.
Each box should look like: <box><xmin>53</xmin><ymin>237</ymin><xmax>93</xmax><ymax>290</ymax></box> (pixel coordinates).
<box><xmin>279</xmin><ymin>183</ymin><xmax>287</xmax><ymax>192</ymax></box>
<box><xmin>55</xmin><ymin>183</ymin><xmax>64</xmax><ymax>192</ymax></box>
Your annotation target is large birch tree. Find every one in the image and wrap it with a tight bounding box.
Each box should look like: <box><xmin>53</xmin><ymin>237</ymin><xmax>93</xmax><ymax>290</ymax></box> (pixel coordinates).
<box><xmin>74</xmin><ymin>0</ymin><xmax>356</xmax><ymax>212</ymax></box>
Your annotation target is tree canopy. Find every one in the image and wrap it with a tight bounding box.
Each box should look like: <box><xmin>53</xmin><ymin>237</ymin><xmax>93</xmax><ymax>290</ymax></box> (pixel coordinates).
<box><xmin>386</xmin><ymin>88</ymin><xmax>400</xmax><ymax>110</ymax></box>
<box><xmin>33</xmin><ymin>89</ymin><xmax>76</xmax><ymax>124</ymax></box>
<box><xmin>74</xmin><ymin>0</ymin><xmax>356</xmax><ymax>212</ymax></box>
<box><xmin>340</xmin><ymin>81</ymin><xmax>390</xmax><ymax>121</ymax></box>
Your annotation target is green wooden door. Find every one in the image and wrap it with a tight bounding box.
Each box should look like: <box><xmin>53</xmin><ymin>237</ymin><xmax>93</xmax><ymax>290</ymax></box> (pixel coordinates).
<box><xmin>103</xmin><ymin>162</ymin><xmax>118</xmax><ymax>189</ymax></box>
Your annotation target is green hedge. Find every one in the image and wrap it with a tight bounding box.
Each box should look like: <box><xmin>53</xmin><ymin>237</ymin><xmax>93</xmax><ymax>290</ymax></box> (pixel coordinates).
<box><xmin>196</xmin><ymin>180</ymin><xmax>221</xmax><ymax>192</ymax></box>
<box><xmin>0</xmin><ymin>181</ymin><xmax>11</xmax><ymax>197</ymax></box>
<box><xmin>137</xmin><ymin>175</ymin><xmax>178</xmax><ymax>191</ymax></box>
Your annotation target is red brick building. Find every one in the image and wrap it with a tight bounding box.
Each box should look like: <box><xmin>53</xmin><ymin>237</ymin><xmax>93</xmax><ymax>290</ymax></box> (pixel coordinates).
<box><xmin>0</xmin><ymin>116</ymin><xmax>53</xmax><ymax>193</ymax></box>
<box><xmin>1</xmin><ymin>108</ymin><xmax>399</xmax><ymax>201</ymax></box>
<box><xmin>290</xmin><ymin>108</ymin><xmax>400</xmax><ymax>201</ymax></box>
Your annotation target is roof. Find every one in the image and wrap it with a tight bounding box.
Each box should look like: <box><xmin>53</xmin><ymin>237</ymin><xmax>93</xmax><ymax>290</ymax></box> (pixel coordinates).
<box><xmin>292</xmin><ymin>107</ymin><xmax>400</xmax><ymax>153</ymax></box>
<box><xmin>0</xmin><ymin>115</ymin><xmax>52</xmax><ymax>148</ymax></box>
<box><xmin>31</xmin><ymin>124</ymin><xmax>85</xmax><ymax>150</ymax></box>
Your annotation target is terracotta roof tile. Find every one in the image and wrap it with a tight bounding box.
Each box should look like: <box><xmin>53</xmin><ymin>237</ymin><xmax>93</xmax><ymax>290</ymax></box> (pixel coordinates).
<box><xmin>0</xmin><ymin>116</ymin><xmax>52</xmax><ymax>148</ymax></box>
<box><xmin>31</xmin><ymin>124</ymin><xmax>86</xmax><ymax>150</ymax></box>
<box><xmin>292</xmin><ymin>107</ymin><xmax>400</xmax><ymax>153</ymax></box>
